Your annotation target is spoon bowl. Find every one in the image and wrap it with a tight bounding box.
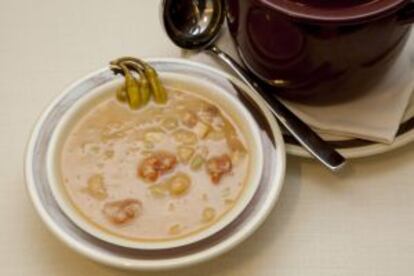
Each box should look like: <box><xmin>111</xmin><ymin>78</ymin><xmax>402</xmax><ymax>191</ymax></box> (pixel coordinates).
<box><xmin>163</xmin><ymin>0</ymin><xmax>224</xmax><ymax>50</ymax></box>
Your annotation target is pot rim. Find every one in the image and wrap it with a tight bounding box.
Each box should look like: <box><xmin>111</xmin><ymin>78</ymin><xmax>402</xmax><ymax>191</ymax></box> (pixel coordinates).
<box><xmin>258</xmin><ymin>0</ymin><xmax>407</xmax><ymax>23</ymax></box>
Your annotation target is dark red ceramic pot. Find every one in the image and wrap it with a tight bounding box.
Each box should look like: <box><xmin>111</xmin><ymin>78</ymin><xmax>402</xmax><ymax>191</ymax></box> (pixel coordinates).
<box><xmin>226</xmin><ymin>0</ymin><xmax>414</xmax><ymax>100</ymax></box>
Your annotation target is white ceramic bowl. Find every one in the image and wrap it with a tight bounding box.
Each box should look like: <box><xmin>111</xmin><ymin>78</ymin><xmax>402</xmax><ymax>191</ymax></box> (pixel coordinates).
<box><xmin>25</xmin><ymin>59</ymin><xmax>285</xmax><ymax>270</ymax></box>
<box><xmin>46</xmin><ymin>72</ymin><xmax>264</xmax><ymax>250</ymax></box>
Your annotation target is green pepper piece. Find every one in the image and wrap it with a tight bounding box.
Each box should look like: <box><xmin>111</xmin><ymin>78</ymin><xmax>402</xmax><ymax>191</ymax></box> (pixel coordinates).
<box><xmin>111</xmin><ymin>58</ymin><xmax>167</xmax><ymax>106</ymax></box>
<box><xmin>139</xmin><ymin>75</ymin><xmax>151</xmax><ymax>105</ymax></box>
<box><xmin>126</xmin><ymin>74</ymin><xmax>141</xmax><ymax>109</ymax></box>
<box><xmin>190</xmin><ymin>154</ymin><xmax>205</xmax><ymax>171</ymax></box>
<box><xmin>116</xmin><ymin>85</ymin><xmax>128</xmax><ymax>102</ymax></box>
<box><xmin>144</xmin><ymin>65</ymin><xmax>167</xmax><ymax>104</ymax></box>
<box><xmin>120</xmin><ymin>63</ymin><xmax>141</xmax><ymax>109</ymax></box>
<box><xmin>119</xmin><ymin>60</ymin><xmax>151</xmax><ymax>107</ymax></box>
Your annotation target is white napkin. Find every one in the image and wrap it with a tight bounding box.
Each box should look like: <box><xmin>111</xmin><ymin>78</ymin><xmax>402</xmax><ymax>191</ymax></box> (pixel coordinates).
<box><xmin>405</xmin><ymin>90</ymin><xmax>414</xmax><ymax>120</ymax></box>
<box><xmin>187</xmin><ymin>27</ymin><xmax>414</xmax><ymax>144</ymax></box>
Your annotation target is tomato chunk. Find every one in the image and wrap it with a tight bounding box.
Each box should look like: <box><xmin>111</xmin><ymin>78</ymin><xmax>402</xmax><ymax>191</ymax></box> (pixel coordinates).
<box><xmin>138</xmin><ymin>151</ymin><xmax>177</xmax><ymax>182</ymax></box>
<box><xmin>206</xmin><ymin>154</ymin><xmax>232</xmax><ymax>184</ymax></box>
<box><xmin>102</xmin><ymin>199</ymin><xmax>142</xmax><ymax>224</ymax></box>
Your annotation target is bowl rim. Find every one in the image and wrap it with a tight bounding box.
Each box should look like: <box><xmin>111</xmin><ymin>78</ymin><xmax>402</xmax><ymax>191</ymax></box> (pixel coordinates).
<box><xmin>45</xmin><ymin>71</ymin><xmax>264</xmax><ymax>250</ymax></box>
<box><xmin>24</xmin><ymin>58</ymin><xmax>286</xmax><ymax>270</ymax></box>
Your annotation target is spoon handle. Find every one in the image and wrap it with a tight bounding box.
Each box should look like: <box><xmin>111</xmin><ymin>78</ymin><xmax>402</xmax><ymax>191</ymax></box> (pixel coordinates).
<box><xmin>207</xmin><ymin>45</ymin><xmax>346</xmax><ymax>171</ymax></box>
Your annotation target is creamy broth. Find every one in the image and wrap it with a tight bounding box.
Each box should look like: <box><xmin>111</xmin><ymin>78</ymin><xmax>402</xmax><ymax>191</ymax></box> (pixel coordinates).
<box><xmin>59</xmin><ymin>87</ymin><xmax>250</xmax><ymax>241</ymax></box>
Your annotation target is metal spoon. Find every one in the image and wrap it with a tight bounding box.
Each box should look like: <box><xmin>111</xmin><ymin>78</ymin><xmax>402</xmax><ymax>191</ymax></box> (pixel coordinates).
<box><xmin>161</xmin><ymin>0</ymin><xmax>346</xmax><ymax>171</ymax></box>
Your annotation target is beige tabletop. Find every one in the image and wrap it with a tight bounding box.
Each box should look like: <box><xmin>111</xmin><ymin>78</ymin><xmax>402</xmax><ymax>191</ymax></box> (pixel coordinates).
<box><xmin>2</xmin><ymin>0</ymin><xmax>414</xmax><ymax>275</ymax></box>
